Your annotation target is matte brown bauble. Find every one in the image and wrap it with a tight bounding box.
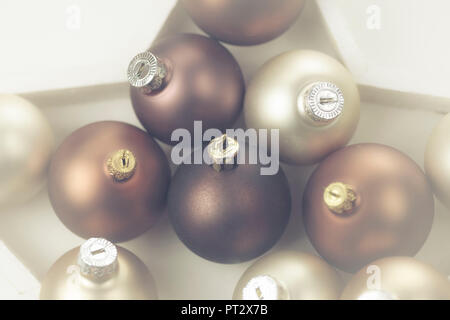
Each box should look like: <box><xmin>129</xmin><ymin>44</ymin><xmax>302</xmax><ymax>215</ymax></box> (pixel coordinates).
<box><xmin>48</xmin><ymin>121</ymin><xmax>170</xmax><ymax>242</ymax></box>
<box><xmin>168</xmin><ymin>135</ymin><xmax>291</xmax><ymax>264</ymax></box>
<box><xmin>128</xmin><ymin>33</ymin><xmax>245</xmax><ymax>145</ymax></box>
<box><xmin>244</xmin><ymin>50</ymin><xmax>360</xmax><ymax>165</ymax></box>
<box><xmin>233</xmin><ymin>251</ymin><xmax>342</xmax><ymax>300</ymax></box>
<box><xmin>303</xmin><ymin>143</ymin><xmax>434</xmax><ymax>273</ymax></box>
<box><xmin>40</xmin><ymin>238</ymin><xmax>158</xmax><ymax>300</ymax></box>
<box><xmin>181</xmin><ymin>0</ymin><xmax>305</xmax><ymax>46</ymax></box>
<box><xmin>341</xmin><ymin>257</ymin><xmax>450</xmax><ymax>300</ymax></box>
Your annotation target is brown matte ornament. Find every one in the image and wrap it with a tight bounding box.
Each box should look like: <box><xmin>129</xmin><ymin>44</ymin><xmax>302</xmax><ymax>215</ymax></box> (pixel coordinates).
<box><xmin>303</xmin><ymin>143</ymin><xmax>434</xmax><ymax>273</ymax></box>
<box><xmin>168</xmin><ymin>136</ymin><xmax>291</xmax><ymax>264</ymax></box>
<box><xmin>48</xmin><ymin>121</ymin><xmax>170</xmax><ymax>242</ymax></box>
<box><xmin>341</xmin><ymin>257</ymin><xmax>450</xmax><ymax>300</ymax></box>
<box><xmin>40</xmin><ymin>238</ymin><xmax>158</xmax><ymax>300</ymax></box>
<box><xmin>129</xmin><ymin>33</ymin><xmax>245</xmax><ymax>145</ymax></box>
<box><xmin>233</xmin><ymin>251</ymin><xmax>342</xmax><ymax>300</ymax></box>
<box><xmin>244</xmin><ymin>50</ymin><xmax>360</xmax><ymax>165</ymax></box>
<box><xmin>181</xmin><ymin>0</ymin><xmax>306</xmax><ymax>46</ymax></box>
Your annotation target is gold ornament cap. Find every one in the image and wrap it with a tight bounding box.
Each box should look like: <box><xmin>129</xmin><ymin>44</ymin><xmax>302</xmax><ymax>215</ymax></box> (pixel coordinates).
<box><xmin>298</xmin><ymin>81</ymin><xmax>344</xmax><ymax>125</ymax></box>
<box><xmin>128</xmin><ymin>51</ymin><xmax>167</xmax><ymax>94</ymax></box>
<box><xmin>106</xmin><ymin>149</ymin><xmax>136</xmax><ymax>182</ymax></box>
<box><xmin>323</xmin><ymin>182</ymin><xmax>357</xmax><ymax>214</ymax></box>
<box><xmin>207</xmin><ymin>134</ymin><xmax>239</xmax><ymax>172</ymax></box>
<box><xmin>77</xmin><ymin>238</ymin><xmax>118</xmax><ymax>280</ymax></box>
<box><xmin>242</xmin><ymin>275</ymin><xmax>290</xmax><ymax>300</ymax></box>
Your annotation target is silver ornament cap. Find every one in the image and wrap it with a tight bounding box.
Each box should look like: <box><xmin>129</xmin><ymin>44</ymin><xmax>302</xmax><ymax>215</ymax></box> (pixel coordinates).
<box><xmin>128</xmin><ymin>51</ymin><xmax>167</xmax><ymax>94</ymax></box>
<box><xmin>77</xmin><ymin>238</ymin><xmax>118</xmax><ymax>280</ymax></box>
<box><xmin>206</xmin><ymin>134</ymin><xmax>240</xmax><ymax>172</ymax></box>
<box><xmin>242</xmin><ymin>275</ymin><xmax>290</xmax><ymax>300</ymax></box>
<box><xmin>299</xmin><ymin>81</ymin><xmax>344</xmax><ymax>124</ymax></box>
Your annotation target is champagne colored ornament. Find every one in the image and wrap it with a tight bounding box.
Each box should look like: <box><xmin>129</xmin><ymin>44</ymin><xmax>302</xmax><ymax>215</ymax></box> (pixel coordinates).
<box><xmin>40</xmin><ymin>238</ymin><xmax>158</xmax><ymax>300</ymax></box>
<box><xmin>244</xmin><ymin>50</ymin><xmax>360</xmax><ymax>165</ymax></box>
<box><xmin>341</xmin><ymin>257</ymin><xmax>450</xmax><ymax>300</ymax></box>
<box><xmin>425</xmin><ymin>113</ymin><xmax>450</xmax><ymax>210</ymax></box>
<box><xmin>0</xmin><ymin>94</ymin><xmax>53</xmax><ymax>206</ymax></box>
<box><xmin>181</xmin><ymin>0</ymin><xmax>305</xmax><ymax>46</ymax></box>
<box><xmin>48</xmin><ymin>121</ymin><xmax>170</xmax><ymax>242</ymax></box>
<box><xmin>128</xmin><ymin>33</ymin><xmax>245</xmax><ymax>145</ymax></box>
<box><xmin>303</xmin><ymin>143</ymin><xmax>434</xmax><ymax>273</ymax></box>
<box><xmin>168</xmin><ymin>135</ymin><xmax>291</xmax><ymax>263</ymax></box>
<box><xmin>233</xmin><ymin>251</ymin><xmax>342</xmax><ymax>300</ymax></box>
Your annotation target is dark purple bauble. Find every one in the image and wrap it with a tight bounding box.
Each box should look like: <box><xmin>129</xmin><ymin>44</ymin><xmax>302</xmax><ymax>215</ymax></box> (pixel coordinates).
<box><xmin>129</xmin><ymin>33</ymin><xmax>245</xmax><ymax>145</ymax></box>
<box><xmin>168</xmin><ymin>153</ymin><xmax>291</xmax><ymax>264</ymax></box>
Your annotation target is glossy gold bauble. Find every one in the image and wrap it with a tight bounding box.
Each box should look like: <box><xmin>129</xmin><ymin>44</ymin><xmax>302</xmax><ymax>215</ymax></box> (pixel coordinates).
<box><xmin>341</xmin><ymin>257</ymin><xmax>450</xmax><ymax>300</ymax></box>
<box><xmin>48</xmin><ymin>121</ymin><xmax>171</xmax><ymax>242</ymax></box>
<box><xmin>40</xmin><ymin>238</ymin><xmax>158</xmax><ymax>300</ymax></box>
<box><xmin>303</xmin><ymin>143</ymin><xmax>434</xmax><ymax>273</ymax></box>
<box><xmin>181</xmin><ymin>0</ymin><xmax>305</xmax><ymax>46</ymax></box>
<box><xmin>425</xmin><ymin>113</ymin><xmax>450</xmax><ymax>210</ymax></box>
<box><xmin>244</xmin><ymin>50</ymin><xmax>360</xmax><ymax>165</ymax></box>
<box><xmin>0</xmin><ymin>94</ymin><xmax>53</xmax><ymax>207</ymax></box>
<box><xmin>233</xmin><ymin>251</ymin><xmax>342</xmax><ymax>300</ymax></box>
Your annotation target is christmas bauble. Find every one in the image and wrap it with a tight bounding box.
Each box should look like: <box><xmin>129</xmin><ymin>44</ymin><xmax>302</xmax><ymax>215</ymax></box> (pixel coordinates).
<box><xmin>181</xmin><ymin>0</ymin><xmax>305</xmax><ymax>46</ymax></box>
<box><xmin>303</xmin><ymin>143</ymin><xmax>434</xmax><ymax>273</ymax></box>
<box><xmin>128</xmin><ymin>33</ymin><xmax>245</xmax><ymax>145</ymax></box>
<box><xmin>341</xmin><ymin>257</ymin><xmax>450</xmax><ymax>300</ymax></box>
<box><xmin>48</xmin><ymin>121</ymin><xmax>170</xmax><ymax>242</ymax></box>
<box><xmin>40</xmin><ymin>238</ymin><xmax>158</xmax><ymax>300</ymax></box>
<box><xmin>425</xmin><ymin>113</ymin><xmax>450</xmax><ymax>210</ymax></box>
<box><xmin>233</xmin><ymin>251</ymin><xmax>342</xmax><ymax>300</ymax></box>
<box><xmin>244</xmin><ymin>50</ymin><xmax>360</xmax><ymax>165</ymax></box>
<box><xmin>168</xmin><ymin>135</ymin><xmax>291</xmax><ymax>263</ymax></box>
<box><xmin>0</xmin><ymin>94</ymin><xmax>53</xmax><ymax>207</ymax></box>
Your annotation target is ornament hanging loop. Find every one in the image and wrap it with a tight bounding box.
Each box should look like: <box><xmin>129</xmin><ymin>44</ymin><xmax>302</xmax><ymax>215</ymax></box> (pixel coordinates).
<box><xmin>324</xmin><ymin>182</ymin><xmax>357</xmax><ymax>214</ymax></box>
<box><xmin>128</xmin><ymin>51</ymin><xmax>168</xmax><ymax>94</ymax></box>
<box><xmin>207</xmin><ymin>134</ymin><xmax>239</xmax><ymax>172</ymax></box>
<box><xmin>106</xmin><ymin>149</ymin><xmax>137</xmax><ymax>182</ymax></box>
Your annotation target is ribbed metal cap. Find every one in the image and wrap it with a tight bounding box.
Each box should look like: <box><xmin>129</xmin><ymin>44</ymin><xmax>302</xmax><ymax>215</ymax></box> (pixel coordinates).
<box><xmin>128</xmin><ymin>51</ymin><xmax>167</xmax><ymax>93</ymax></box>
<box><xmin>242</xmin><ymin>275</ymin><xmax>290</xmax><ymax>300</ymax></box>
<box><xmin>207</xmin><ymin>134</ymin><xmax>239</xmax><ymax>172</ymax></box>
<box><xmin>77</xmin><ymin>238</ymin><xmax>118</xmax><ymax>280</ymax></box>
<box><xmin>299</xmin><ymin>81</ymin><xmax>344</xmax><ymax>124</ymax></box>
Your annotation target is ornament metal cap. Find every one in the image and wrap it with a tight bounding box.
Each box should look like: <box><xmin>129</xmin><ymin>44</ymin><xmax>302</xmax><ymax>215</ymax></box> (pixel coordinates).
<box><xmin>207</xmin><ymin>134</ymin><xmax>239</xmax><ymax>172</ymax></box>
<box><xmin>323</xmin><ymin>182</ymin><xmax>357</xmax><ymax>214</ymax></box>
<box><xmin>242</xmin><ymin>275</ymin><xmax>290</xmax><ymax>300</ymax></box>
<box><xmin>128</xmin><ymin>51</ymin><xmax>167</xmax><ymax>94</ymax></box>
<box><xmin>77</xmin><ymin>238</ymin><xmax>118</xmax><ymax>280</ymax></box>
<box><xmin>106</xmin><ymin>149</ymin><xmax>137</xmax><ymax>182</ymax></box>
<box><xmin>298</xmin><ymin>81</ymin><xmax>344</xmax><ymax>125</ymax></box>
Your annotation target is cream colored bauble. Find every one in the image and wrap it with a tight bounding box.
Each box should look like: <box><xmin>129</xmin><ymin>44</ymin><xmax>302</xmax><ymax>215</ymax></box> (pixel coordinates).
<box><xmin>0</xmin><ymin>94</ymin><xmax>53</xmax><ymax>206</ymax></box>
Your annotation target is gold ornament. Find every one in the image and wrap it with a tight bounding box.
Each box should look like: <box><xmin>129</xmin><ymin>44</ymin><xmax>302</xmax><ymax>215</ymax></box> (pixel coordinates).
<box><xmin>40</xmin><ymin>238</ymin><xmax>158</xmax><ymax>300</ymax></box>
